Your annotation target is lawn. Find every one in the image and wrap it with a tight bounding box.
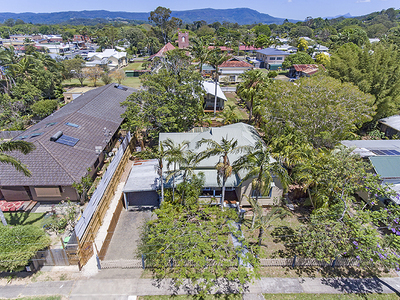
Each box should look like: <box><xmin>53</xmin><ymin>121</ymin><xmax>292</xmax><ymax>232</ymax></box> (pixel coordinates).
<box><xmin>224</xmin><ymin>92</ymin><xmax>248</xmax><ymax>120</ymax></box>
<box><xmin>4</xmin><ymin>212</ymin><xmax>47</xmax><ymax>228</ymax></box>
<box><xmin>263</xmin><ymin>294</ymin><xmax>399</xmax><ymax>300</ymax></box>
<box><xmin>62</xmin><ymin>75</ymin><xmax>142</xmax><ymax>89</ymax></box>
<box><xmin>138</xmin><ymin>295</ymin><xmax>241</xmax><ymax>300</ymax></box>
<box><xmin>123</xmin><ymin>62</ymin><xmax>145</xmax><ymax>70</ymax></box>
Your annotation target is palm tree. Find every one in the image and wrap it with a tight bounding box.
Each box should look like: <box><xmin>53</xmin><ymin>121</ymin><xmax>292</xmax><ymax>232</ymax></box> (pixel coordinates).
<box><xmin>247</xmin><ymin>196</ymin><xmax>290</xmax><ymax>247</ymax></box>
<box><xmin>207</xmin><ymin>49</ymin><xmax>231</xmax><ymax>116</ymax></box>
<box><xmin>0</xmin><ymin>140</ymin><xmax>35</xmax><ymax>225</ymax></box>
<box><xmin>163</xmin><ymin>138</ymin><xmax>189</xmax><ymax>203</ymax></box>
<box><xmin>166</xmin><ymin>150</ymin><xmax>203</xmax><ymax>205</ymax></box>
<box><xmin>234</xmin><ymin>141</ymin><xmax>290</xmax><ymax>227</ymax></box>
<box><xmin>237</xmin><ymin>69</ymin><xmax>270</xmax><ymax>124</ymax></box>
<box><xmin>197</xmin><ymin>137</ymin><xmax>249</xmax><ymax>208</ymax></box>
<box><xmin>188</xmin><ymin>37</ymin><xmax>211</xmax><ymax>73</ymax></box>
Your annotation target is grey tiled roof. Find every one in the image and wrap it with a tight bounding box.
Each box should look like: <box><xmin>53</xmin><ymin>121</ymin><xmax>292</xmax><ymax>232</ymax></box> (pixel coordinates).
<box><xmin>0</xmin><ymin>83</ymin><xmax>136</xmax><ymax>187</ymax></box>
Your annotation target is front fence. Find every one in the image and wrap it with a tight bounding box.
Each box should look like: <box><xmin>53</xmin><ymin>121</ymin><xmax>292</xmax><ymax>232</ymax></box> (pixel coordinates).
<box><xmin>97</xmin><ymin>257</ymin><xmax>360</xmax><ymax>270</ymax></box>
<box><xmin>31</xmin><ymin>247</ymin><xmax>79</xmax><ymax>270</ymax></box>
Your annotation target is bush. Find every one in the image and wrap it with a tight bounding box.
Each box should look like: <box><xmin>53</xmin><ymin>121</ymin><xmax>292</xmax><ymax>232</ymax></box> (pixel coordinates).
<box><xmin>0</xmin><ymin>225</ymin><xmax>51</xmax><ymax>272</ymax></box>
<box><xmin>268</xmin><ymin>71</ymin><xmax>278</xmax><ymax>78</ymax></box>
<box><xmin>30</xmin><ymin>99</ymin><xmax>58</xmax><ymax>118</ymax></box>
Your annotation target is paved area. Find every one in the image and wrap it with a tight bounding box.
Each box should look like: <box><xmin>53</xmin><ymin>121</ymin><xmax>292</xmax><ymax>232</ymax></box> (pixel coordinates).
<box><xmin>1</xmin><ymin>276</ymin><xmax>400</xmax><ymax>299</ymax></box>
<box><xmin>104</xmin><ymin>208</ymin><xmax>153</xmax><ymax>261</ymax></box>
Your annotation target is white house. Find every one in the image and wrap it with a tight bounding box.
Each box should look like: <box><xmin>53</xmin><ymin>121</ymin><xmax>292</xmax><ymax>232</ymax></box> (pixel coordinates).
<box><xmin>87</xmin><ymin>49</ymin><xmax>127</xmax><ymax>69</ymax></box>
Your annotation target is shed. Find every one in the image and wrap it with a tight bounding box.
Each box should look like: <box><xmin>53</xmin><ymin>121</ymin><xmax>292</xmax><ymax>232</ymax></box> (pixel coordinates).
<box><xmin>122</xmin><ymin>159</ymin><xmax>160</xmax><ymax>208</ymax></box>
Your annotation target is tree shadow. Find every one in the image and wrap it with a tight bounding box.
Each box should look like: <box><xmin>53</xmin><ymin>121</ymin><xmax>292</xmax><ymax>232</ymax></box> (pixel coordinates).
<box><xmin>5</xmin><ymin>212</ymin><xmax>47</xmax><ymax>226</ymax></box>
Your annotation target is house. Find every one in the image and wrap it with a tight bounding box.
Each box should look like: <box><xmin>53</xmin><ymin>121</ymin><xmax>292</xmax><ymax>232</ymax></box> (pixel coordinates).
<box><xmin>378</xmin><ymin>115</ymin><xmax>400</xmax><ymax>138</ymax></box>
<box><xmin>9</xmin><ymin>35</ymin><xmax>32</xmax><ymax>42</ymax></box>
<box><xmin>288</xmin><ymin>64</ymin><xmax>325</xmax><ymax>78</ymax></box>
<box><xmin>256</xmin><ymin>48</ymin><xmax>291</xmax><ymax>70</ymax></box>
<box><xmin>341</xmin><ymin>139</ymin><xmax>400</xmax><ymax>205</ymax></box>
<box><xmin>87</xmin><ymin>49</ymin><xmax>127</xmax><ymax>69</ymax></box>
<box><xmin>202</xmin><ymin>81</ymin><xmax>227</xmax><ymax>112</ymax></box>
<box><xmin>0</xmin><ymin>83</ymin><xmax>136</xmax><ymax>203</ymax></box>
<box><xmin>148</xmin><ymin>42</ymin><xmax>175</xmax><ymax>60</ymax></box>
<box><xmin>218</xmin><ymin>57</ymin><xmax>254</xmax><ymax>83</ymax></box>
<box><xmin>159</xmin><ymin>123</ymin><xmax>285</xmax><ymax>207</ymax></box>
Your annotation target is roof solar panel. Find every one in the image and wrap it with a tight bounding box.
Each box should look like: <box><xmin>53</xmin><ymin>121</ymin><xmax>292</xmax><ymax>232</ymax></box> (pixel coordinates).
<box><xmin>389</xmin><ymin>150</ymin><xmax>400</xmax><ymax>155</ymax></box>
<box><xmin>381</xmin><ymin>150</ymin><xmax>393</xmax><ymax>155</ymax></box>
<box><xmin>55</xmin><ymin>135</ymin><xmax>79</xmax><ymax>147</ymax></box>
<box><xmin>371</xmin><ymin>150</ymin><xmax>385</xmax><ymax>155</ymax></box>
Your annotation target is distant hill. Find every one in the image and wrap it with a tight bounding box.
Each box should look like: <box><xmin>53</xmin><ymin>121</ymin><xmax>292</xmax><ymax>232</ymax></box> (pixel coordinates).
<box><xmin>326</xmin><ymin>13</ymin><xmax>353</xmax><ymax>20</ymax></box>
<box><xmin>0</xmin><ymin>8</ymin><xmax>299</xmax><ymax>25</ymax></box>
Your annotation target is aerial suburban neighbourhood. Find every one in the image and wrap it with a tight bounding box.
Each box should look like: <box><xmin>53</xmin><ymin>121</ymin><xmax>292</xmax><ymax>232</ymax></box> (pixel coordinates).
<box><xmin>1</xmin><ymin>3</ymin><xmax>400</xmax><ymax>300</ymax></box>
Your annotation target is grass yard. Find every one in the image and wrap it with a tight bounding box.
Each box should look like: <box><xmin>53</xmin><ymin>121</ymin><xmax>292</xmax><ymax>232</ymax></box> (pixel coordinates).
<box><xmin>123</xmin><ymin>62</ymin><xmax>145</xmax><ymax>70</ymax></box>
<box><xmin>224</xmin><ymin>92</ymin><xmax>248</xmax><ymax>120</ymax></box>
<box><xmin>4</xmin><ymin>212</ymin><xmax>47</xmax><ymax>228</ymax></box>
<box><xmin>62</xmin><ymin>75</ymin><xmax>142</xmax><ymax>89</ymax></box>
<box><xmin>138</xmin><ymin>295</ymin><xmax>241</xmax><ymax>300</ymax></box>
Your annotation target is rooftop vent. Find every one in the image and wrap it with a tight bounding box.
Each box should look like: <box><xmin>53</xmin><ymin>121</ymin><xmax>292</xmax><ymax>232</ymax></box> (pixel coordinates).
<box><xmin>50</xmin><ymin>131</ymin><xmax>63</xmax><ymax>142</ymax></box>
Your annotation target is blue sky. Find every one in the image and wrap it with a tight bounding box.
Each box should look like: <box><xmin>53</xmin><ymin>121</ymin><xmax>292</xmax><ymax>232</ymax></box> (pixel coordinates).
<box><xmin>2</xmin><ymin>0</ymin><xmax>399</xmax><ymax>20</ymax></box>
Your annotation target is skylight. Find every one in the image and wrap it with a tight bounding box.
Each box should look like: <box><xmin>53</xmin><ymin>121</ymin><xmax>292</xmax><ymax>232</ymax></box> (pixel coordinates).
<box><xmin>55</xmin><ymin>135</ymin><xmax>79</xmax><ymax>147</ymax></box>
<box><xmin>45</xmin><ymin>122</ymin><xmax>57</xmax><ymax>128</ymax></box>
<box><xmin>65</xmin><ymin>122</ymin><xmax>80</xmax><ymax>128</ymax></box>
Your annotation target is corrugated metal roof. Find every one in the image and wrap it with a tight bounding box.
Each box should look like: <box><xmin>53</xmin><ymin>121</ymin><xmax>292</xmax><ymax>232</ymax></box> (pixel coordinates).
<box><xmin>369</xmin><ymin>156</ymin><xmax>400</xmax><ymax>178</ymax></box>
<box><xmin>379</xmin><ymin>115</ymin><xmax>400</xmax><ymax>131</ymax></box>
<box><xmin>123</xmin><ymin>159</ymin><xmax>160</xmax><ymax>193</ymax></box>
<box><xmin>341</xmin><ymin>140</ymin><xmax>400</xmax><ymax>157</ymax></box>
<box><xmin>202</xmin><ymin>81</ymin><xmax>227</xmax><ymax>101</ymax></box>
<box><xmin>256</xmin><ymin>48</ymin><xmax>291</xmax><ymax>56</ymax></box>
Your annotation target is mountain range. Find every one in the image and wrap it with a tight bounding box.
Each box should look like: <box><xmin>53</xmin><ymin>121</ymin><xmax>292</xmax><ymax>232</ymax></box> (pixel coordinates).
<box><xmin>0</xmin><ymin>8</ymin><xmax>299</xmax><ymax>25</ymax></box>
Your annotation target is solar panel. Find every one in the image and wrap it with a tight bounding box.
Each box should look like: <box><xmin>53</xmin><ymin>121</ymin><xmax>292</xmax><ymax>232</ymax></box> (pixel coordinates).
<box><xmin>381</xmin><ymin>150</ymin><xmax>393</xmax><ymax>155</ymax></box>
<box><xmin>115</xmin><ymin>84</ymin><xmax>128</xmax><ymax>91</ymax></box>
<box><xmin>65</xmin><ymin>122</ymin><xmax>80</xmax><ymax>128</ymax></box>
<box><xmin>371</xmin><ymin>150</ymin><xmax>385</xmax><ymax>155</ymax></box>
<box><xmin>389</xmin><ymin>150</ymin><xmax>400</xmax><ymax>155</ymax></box>
<box><xmin>371</xmin><ymin>149</ymin><xmax>400</xmax><ymax>156</ymax></box>
<box><xmin>55</xmin><ymin>135</ymin><xmax>79</xmax><ymax>147</ymax></box>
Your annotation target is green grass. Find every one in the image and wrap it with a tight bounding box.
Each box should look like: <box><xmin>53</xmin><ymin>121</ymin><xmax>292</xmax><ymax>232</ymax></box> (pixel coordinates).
<box><xmin>4</xmin><ymin>212</ymin><xmax>47</xmax><ymax>228</ymax></box>
<box><xmin>62</xmin><ymin>75</ymin><xmax>142</xmax><ymax>89</ymax></box>
<box><xmin>262</xmin><ymin>294</ymin><xmax>399</xmax><ymax>300</ymax></box>
<box><xmin>123</xmin><ymin>62</ymin><xmax>145</xmax><ymax>70</ymax></box>
<box><xmin>224</xmin><ymin>92</ymin><xmax>248</xmax><ymax>120</ymax></box>
<box><xmin>0</xmin><ymin>296</ymin><xmax>62</xmax><ymax>300</ymax></box>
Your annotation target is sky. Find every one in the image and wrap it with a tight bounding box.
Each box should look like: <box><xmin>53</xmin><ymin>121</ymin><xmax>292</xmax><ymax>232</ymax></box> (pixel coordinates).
<box><xmin>1</xmin><ymin>0</ymin><xmax>399</xmax><ymax>21</ymax></box>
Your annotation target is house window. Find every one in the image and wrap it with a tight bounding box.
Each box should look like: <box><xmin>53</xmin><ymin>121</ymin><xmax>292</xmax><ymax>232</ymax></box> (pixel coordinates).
<box><xmin>252</xmin><ymin>187</ymin><xmax>273</xmax><ymax>198</ymax></box>
<box><xmin>277</xmin><ymin>57</ymin><xmax>283</xmax><ymax>60</ymax></box>
<box><xmin>34</xmin><ymin>187</ymin><xmax>62</xmax><ymax>198</ymax></box>
<box><xmin>269</xmin><ymin>57</ymin><xmax>276</xmax><ymax>61</ymax></box>
<box><xmin>229</xmin><ymin>75</ymin><xmax>236</xmax><ymax>82</ymax></box>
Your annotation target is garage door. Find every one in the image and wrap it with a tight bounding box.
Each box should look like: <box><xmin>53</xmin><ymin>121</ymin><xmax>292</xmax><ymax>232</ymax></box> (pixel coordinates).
<box><xmin>125</xmin><ymin>191</ymin><xmax>159</xmax><ymax>207</ymax></box>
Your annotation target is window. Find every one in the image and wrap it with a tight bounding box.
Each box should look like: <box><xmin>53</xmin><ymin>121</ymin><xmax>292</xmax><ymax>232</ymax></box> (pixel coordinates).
<box><xmin>34</xmin><ymin>187</ymin><xmax>61</xmax><ymax>198</ymax></box>
<box><xmin>277</xmin><ymin>57</ymin><xmax>283</xmax><ymax>60</ymax></box>
<box><xmin>269</xmin><ymin>57</ymin><xmax>276</xmax><ymax>61</ymax></box>
<box><xmin>229</xmin><ymin>75</ymin><xmax>236</xmax><ymax>82</ymax></box>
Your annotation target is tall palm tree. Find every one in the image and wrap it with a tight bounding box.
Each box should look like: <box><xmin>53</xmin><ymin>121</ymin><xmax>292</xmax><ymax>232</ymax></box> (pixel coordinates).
<box><xmin>237</xmin><ymin>69</ymin><xmax>270</xmax><ymax>124</ymax></box>
<box><xmin>188</xmin><ymin>37</ymin><xmax>211</xmax><ymax>74</ymax></box>
<box><xmin>166</xmin><ymin>150</ymin><xmax>203</xmax><ymax>205</ymax></box>
<box><xmin>206</xmin><ymin>49</ymin><xmax>231</xmax><ymax>116</ymax></box>
<box><xmin>197</xmin><ymin>137</ymin><xmax>249</xmax><ymax>208</ymax></box>
<box><xmin>163</xmin><ymin>138</ymin><xmax>189</xmax><ymax>203</ymax></box>
<box><xmin>234</xmin><ymin>141</ymin><xmax>290</xmax><ymax>227</ymax></box>
<box><xmin>0</xmin><ymin>140</ymin><xmax>35</xmax><ymax>225</ymax></box>
<box><xmin>247</xmin><ymin>196</ymin><xmax>290</xmax><ymax>247</ymax></box>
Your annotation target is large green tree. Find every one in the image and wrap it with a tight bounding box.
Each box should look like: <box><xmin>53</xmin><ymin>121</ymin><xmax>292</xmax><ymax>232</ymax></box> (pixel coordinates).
<box><xmin>262</xmin><ymin>74</ymin><xmax>376</xmax><ymax>148</ymax></box>
<box><xmin>122</xmin><ymin>50</ymin><xmax>204</xmax><ymax>140</ymax></box>
<box><xmin>328</xmin><ymin>42</ymin><xmax>400</xmax><ymax>120</ymax></box>
<box><xmin>282</xmin><ymin>52</ymin><xmax>314</xmax><ymax>69</ymax></box>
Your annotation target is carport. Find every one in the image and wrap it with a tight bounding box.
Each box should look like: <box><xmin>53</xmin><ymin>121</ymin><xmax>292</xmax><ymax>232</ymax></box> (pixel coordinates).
<box><xmin>122</xmin><ymin>159</ymin><xmax>160</xmax><ymax>209</ymax></box>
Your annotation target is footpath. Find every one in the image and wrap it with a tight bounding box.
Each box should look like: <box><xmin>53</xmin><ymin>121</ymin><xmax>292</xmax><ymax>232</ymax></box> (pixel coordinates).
<box><xmin>1</xmin><ymin>274</ymin><xmax>400</xmax><ymax>299</ymax></box>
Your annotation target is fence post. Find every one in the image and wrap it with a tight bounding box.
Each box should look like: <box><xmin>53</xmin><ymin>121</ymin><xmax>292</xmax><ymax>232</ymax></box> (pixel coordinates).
<box><xmin>331</xmin><ymin>257</ymin><xmax>337</xmax><ymax>268</ymax></box>
<box><xmin>142</xmin><ymin>254</ymin><xmax>145</xmax><ymax>269</ymax></box>
<box><xmin>96</xmin><ymin>254</ymin><xmax>101</xmax><ymax>270</ymax></box>
<box><xmin>292</xmin><ymin>255</ymin><xmax>297</xmax><ymax>268</ymax></box>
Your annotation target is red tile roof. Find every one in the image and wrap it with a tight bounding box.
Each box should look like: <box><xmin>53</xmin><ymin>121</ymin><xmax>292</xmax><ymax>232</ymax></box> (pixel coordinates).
<box><xmin>219</xmin><ymin>58</ymin><xmax>254</xmax><ymax>68</ymax></box>
<box><xmin>239</xmin><ymin>45</ymin><xmax>262</xmax><ymax>51</ymax></box>
<box><xmin>149</xmin><ymin>42</ymin><xmax>176</xmax><ymax>60</ymax></box>
<box><xmin>293</xmin><ymin>64</ymin><xmax>325</xmax><ymax>75</ymax></box>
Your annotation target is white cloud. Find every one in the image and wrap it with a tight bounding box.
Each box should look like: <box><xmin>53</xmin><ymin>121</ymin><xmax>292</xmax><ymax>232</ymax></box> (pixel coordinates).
<box><xmin>356</xmin><ymin>0</ymin><xmax>371</xmax><ymax>2</ymax></box>
<box><xmin>288</xmin><ymin>0</ymin><xmax>292</xmax><ymax>2</ymax></box>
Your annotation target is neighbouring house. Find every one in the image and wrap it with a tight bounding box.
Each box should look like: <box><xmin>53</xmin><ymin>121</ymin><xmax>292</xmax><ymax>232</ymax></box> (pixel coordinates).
<box><xmin>9</xmin><ymin>35</ymin><xmax>32</xmax><ymax>42</ymax></box>
<box><xmin>256</xmin><ymin>48</ymin><xmax>291</xmax><ymax>70</ymax></box>
<box><xmin>87</xmin><ymin>49</ymin><xmax>127</xmax><ymax>69</ymax></box>
<box><xmin>341</xmin><ymin>139</ymin><xmax>400</xmax><ymax>205</ymax></box>
<box><xmin>379</xmin><ymin>115</ymin><xmax>400</xmax><ymax>138</ymax></box>
<box><xmin>0</xmin><ymin>83</ymin><xmax>136</xmax><ymax>204</ymax></box>
<box><xmin>159</xmin><ymin>123</ymin><xmax>285</xmax><ymax>207</ymax></box>
<box><xmin>208</xmin><ymin>46</ymin><xmax>233</xmax><ymax>53</ymax></box>
<box><xmin>275</xmin><ymin>44</ymin><xmax>297</xmax><ymax>53</ymax></box>
<box><xmin>63</xmin><ymin>87</ymin><xmax>97</xmax><ymax>103</ymax></box>
<box><xmin>202</xmin><ymin>81</ymin><xmax>227</xmax><ymax>112</ymax></box>
<box><xmin>218</xmin><ymin>57</ymin><xmax>254</xmax><ymax>83</ymax></box>
<box><xmin>148</xmin><ymin>42</ymin><xmax>176</xmax><ymax>60</ymax></box>
<box><xmin>288</xmin><ymin>64</ymin><xmax>325</xmax><ymax>78</ymax></box>
<box><xmin>122</xmin><ymin>159</ymin><xmax>160</xmax><ymax>208</ymax></box>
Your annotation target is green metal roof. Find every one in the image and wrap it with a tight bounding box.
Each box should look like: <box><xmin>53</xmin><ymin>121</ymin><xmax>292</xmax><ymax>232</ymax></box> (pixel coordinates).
<box><xmin>369</xmin><ymin>156</ymin><xmax>400</xmax><ymax>178</ymax></box>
